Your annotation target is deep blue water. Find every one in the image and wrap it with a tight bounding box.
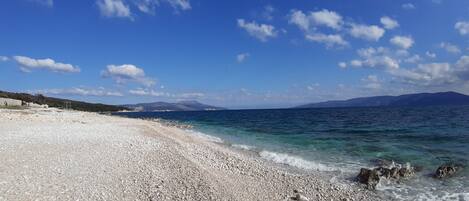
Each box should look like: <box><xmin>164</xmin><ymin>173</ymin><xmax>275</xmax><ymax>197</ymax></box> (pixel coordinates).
<box><xmin>115</xmin><ymin>106</ymin><xmax>469</xmax><ymax>200</ymax></box>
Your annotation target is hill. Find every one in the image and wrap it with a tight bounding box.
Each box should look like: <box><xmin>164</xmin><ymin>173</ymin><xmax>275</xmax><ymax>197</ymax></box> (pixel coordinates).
<box><xmin>0</xmin><ymin>90</ymin><xmax>127</xmax><ymax>112</ymax></box>
<box><xmin>295</xmin><ymin>91</ymin><xmax>469</xmax><ymax>108</ymax></box>
<box><xmin>123</xmin><ymin>100</ymin><xmax>225</xmax><ymax>112</ymax></box>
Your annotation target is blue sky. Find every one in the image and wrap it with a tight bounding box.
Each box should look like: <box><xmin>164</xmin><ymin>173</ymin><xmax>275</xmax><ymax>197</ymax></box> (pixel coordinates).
<box><xmin>1</xmin><ymin>0</ymin><xmax>469</xmax><ymax>108</ymax></box>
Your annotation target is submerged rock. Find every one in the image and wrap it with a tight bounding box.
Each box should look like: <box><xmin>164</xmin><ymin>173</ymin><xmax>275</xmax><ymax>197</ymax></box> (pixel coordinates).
<box><xmin>356</xmin><ymin>168</ymin><xmax>380</xmax><ymax>190</ymax></box>
<box><xmin>434</xmin><ymin>163</ymin><xmax>463</xmax><ymax>179</ymax></box>
<box><xmin>357</xmin><ymin>163</ymin><xmax>416</xmax><ymax>189</ymax></box>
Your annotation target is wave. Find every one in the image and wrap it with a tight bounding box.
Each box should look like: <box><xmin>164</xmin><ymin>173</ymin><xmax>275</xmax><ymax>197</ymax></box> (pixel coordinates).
<box><xmin>184</xmin><ymin>130</ymin><xmax>224</xmax><ymax>143</ymax></box>
<box><xmin>231</xmin><ymin>144</ymin><xmax>255</xmax><ymax>150</ymax></box>
<box><xmin>259</xmin><ymin>150</ymin><xmax>337</xmax><ymax>172</ymax></box>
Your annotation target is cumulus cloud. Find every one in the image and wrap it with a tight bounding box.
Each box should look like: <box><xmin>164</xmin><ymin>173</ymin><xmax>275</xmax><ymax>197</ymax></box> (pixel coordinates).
<box><xmin>402</xmin><ymin>3</ymin><xmax>416</xmax><ymax>10</ymax></box>
<box><xmin>237</xmin><ymin>53</ymin><xmax>250</xmax><ymax>63</ymax></box>
<box><xmin>288</xmin><ymin>10</ymin><xmax>310</xmax><ymax>31</ymax></box>
<box><xmin>101</xmin><ymin>64</ymin><xmax>155</xmax><ymax>87</ymax></box>
<box><xmin>237</xmin><ymin>19</ymin><xmax>277</xmax><ymax>42</ymax></box>
<box><xmin>390</xmin><ymin>35</ymin><xmax>414</xmax><ymax>49</ymax></box>
<box><xmin>35</xmin><ymin>87</ymin><xmax>123</xmax><ymax>97</ymax></box>
<box><xmin>0</xmin><ymin>56</ymin><xmax>9</xmax><ymax>61</ymax></box>
<box><xmin>440</xmin><ymin>42</ymin><xmax>461</xmax><ymax>54</ymax></box>
<box><xmin>305</xmin><ymin>33</ymin><xmax>348</xmax><ymax>48</ymax></box>
<box><xmin>349</xmin><ymin>24</ymin><xmax>385</xmax><ymax>41</ymax></box>
<box><xmin>426</xmin><ymin>51</ymin><xmax>437</xmax><ymax>58</ymax></box>
<box><xmin>351</xmin><ymin>47</ymin><xmax>400</xmax><ymax>69</ymax></box>
<box><xmin>455</xmin><ymin>21</ymin><xmax>469</xmax><ymax>35</ymax></box>
<box><xmin>338</xmin><ymin>62</ymin><xmax>347</xmax><ymax>68</ymax></box>
<box><xmin>13</xmin><ymin>56</ymin><xmax>80</xmax><ymax>73</ymax></box>
<box><xmin>380</xmin><ymin>16</ymin><xmax>399</xmax><ymax>30</ymax></box>
<box><xmin>309</xmin><ymin>9</ymin><xmax>343</xmax><ymax>30</ymax></box>
<box><xmin>288</xmin><ymin>9</ymin><xmax>343</xmax><ymax>31</ymax></box>
<box><xmin>129</xmin><ymin>88</ymin><xmax>167</xmax><ymax>96</ymax></box>
<box><xmin>97</xmin><ymin>0</ymin><xmax>132</xmax><ymax>19</ymax></box>
<box><xmin>389</xmin><ymin>63</ymin><xmax>455</xmax><ymax>86</ymax></box>
<box><xmin>165</xmin><ymin>0</ymin><xmax>191</xmax><ymax>11</ymax></box>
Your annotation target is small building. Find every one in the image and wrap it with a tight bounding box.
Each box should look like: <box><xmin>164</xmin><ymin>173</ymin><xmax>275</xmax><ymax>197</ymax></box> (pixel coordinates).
<box><xmin>0</xmin><ymin>98</ymin><xmax>22</xmax><ymax>107</ymax></box>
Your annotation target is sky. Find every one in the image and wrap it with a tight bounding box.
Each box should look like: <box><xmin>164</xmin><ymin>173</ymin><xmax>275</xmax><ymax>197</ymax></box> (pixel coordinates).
<box><xmin>1</xmin><ymin>0</ymin><xmax>469</xmax><ymax>109</ymax></box>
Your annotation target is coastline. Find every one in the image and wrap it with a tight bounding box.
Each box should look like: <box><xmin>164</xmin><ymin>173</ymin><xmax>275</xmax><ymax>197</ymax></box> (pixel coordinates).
<box><xmin>0</xmin><ymin>108</ymin><xmax>381</xmax><ymax>201</ymax></box>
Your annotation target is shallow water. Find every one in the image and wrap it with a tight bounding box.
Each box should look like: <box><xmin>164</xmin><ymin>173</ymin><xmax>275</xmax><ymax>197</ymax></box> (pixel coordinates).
<box><xmin>115</xmin><ymin>106</ymin><xmax>469</xmax><ymax>200</ymax></box>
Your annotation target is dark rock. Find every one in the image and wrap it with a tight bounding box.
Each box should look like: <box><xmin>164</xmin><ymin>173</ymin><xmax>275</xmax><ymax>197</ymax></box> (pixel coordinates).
<box><xmin>434</xmin><ymin>163</ymin><xmax>463</xmax><ymax>179</ymax></box>
<box><xmin>389</xmin><ymin>167</ymin><xmax>400</xmax><ymax>179</ymax></box>
<box><xmin>356</xmin><ymin>168</ymin><xmax>380</xmax><ymax>190</ymax></box>
<box><xmin>398</xmin><ymin>167</ymin><xmax>414</xmax><ymax>178</ymax></box>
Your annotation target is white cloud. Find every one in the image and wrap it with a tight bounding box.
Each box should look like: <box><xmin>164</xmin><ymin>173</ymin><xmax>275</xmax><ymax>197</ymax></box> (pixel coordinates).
<box><xmin>440</xmin><ymin>42</ymin><xmax>461</xmax><ymax>54</ymax></box>
<box><xmin>165</xmin><ymin>0</ymin><xmax>191</xmax><ymax>11</ymax></box>
<box><xmin>426</xmin><ymin>51</ymin><xmax>437</xmax><ymax>58</ymax></box>
<box><xmin>237</xmin><ymin>53</ymin><xmax>250</xmax><ymax>63</ymax></box>
<box><xmin>455</xmin><ymin>21</ymin><xmax>469</xmax><ymax>35</ymax></box>
<box><xmin>390</xmin><ymin>35</ymin><xmax>414</xmax><ymax>49</ymax></box>
<box><xmin>288</xmin><ymin>9</ymin><xmax>343</xmax><ymax>31</ymax></box>
<box><xmin>13</xmin><ymin>56</ymin><xmax>80</xmax><ymax>73</ymax></box>
<box><xmin>362</xmin><ymin>75</ymin><xmax>382</xmax><ymax>89</ymax></box>
<box><xmin>338</xmin><ymin>62</ymin><xmax>347</xmax><ymax>68</ymax></box>
<box><xmin>31</xmin><ymin>0</ymin><xmax>53</xmax><ymax>7</ymax></box>
<box><xmin>402</xmin><ymin>3</ymin><xmax>416</xmax><ymax>10</ymax></box>
<box><xmin>0</xmin><ymin>56</ymin><xmax>9</xmax><ymax>61</ymax></box>
<box><xmin>305</xmin><ymin>33</ymin><xmax>348</xmax><ymax>48</ymax></box>
<box><xmin>101</xmin><ymin>64</ymin><xmax>155</xmax><ymax>87</ymax></box>
<box><xmin>135</xmin><ymin>0</ymin><xmax>157</xmax><ymax>14</ymax></box>
<box><xmin>349</xmin><ymin>24</ymin><xmax>385</xmax><ymax>41</ymax></box>
<box><xmin>97</xmin><ymin>0</ymin><xmax>132</xmax><ymax>19</ymax></box>
<box><xmin>36</xmin><ymin>87</ymin><xmax>123</xmax><ymax>97</ymax></box>
<box><xmin>352</xmin><ymin>47</ymin><xmax>400</xmax><ymax>69</ymax></box>
<box><xmin>309</xmin><ymin>9</ymin><xmax>343</xmax><ymax>30</ymax></box>
<box><xmin>380</xmin><ymin>16</ymin><xmax>399</xmax><ymax>30</ymax></box>
<box><xmin>129</xmin><ymin>88</ymin><xmax>167</xmax><ymax>96</ymax></box>
<box><xmin>237</xmin><ymin>19</ymin><xmax>277</xmax><ymax>42</ymax></box>
<box><xmin>288</xmin><ymin>10</ymin><xmax>310</xmax><ymax>31</ymax></box>
<box><xmin>350</xmin><ymin>60</ymin><xmax>363</xmax><ymax>67</ymax></box>
<box><xmin>405</xmin><ymin>54</ymin><xmax>422</xmax><ymax>63</ymax></box>
<box><xmin>389</xmin><ymin>63</ymin><xmax>455</xmax><ymax>85</ymax></box>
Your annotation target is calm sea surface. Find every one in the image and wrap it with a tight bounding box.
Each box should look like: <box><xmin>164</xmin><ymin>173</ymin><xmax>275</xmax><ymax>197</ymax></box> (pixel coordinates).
<box><xmin>115</xmin><ymin>106</ymin><xmax>469</xmax><ymax>200</ymax></box>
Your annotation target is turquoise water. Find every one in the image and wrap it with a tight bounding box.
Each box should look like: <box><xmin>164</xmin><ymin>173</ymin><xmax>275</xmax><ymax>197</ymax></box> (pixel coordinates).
<box><xmin>115</xmin><ymin>106</ymin><xmax>469</xmax><ymax>200</ymax></box>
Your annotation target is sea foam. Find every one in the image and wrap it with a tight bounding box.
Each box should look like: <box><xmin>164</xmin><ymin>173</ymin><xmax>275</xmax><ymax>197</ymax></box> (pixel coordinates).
<box><xmin>259</xmin><ymin>150</ymin><xmax>336</xmax><ymax>172</ymax></box>
<box><xmin>231</xmin><ymin>144</ymin><xmax>255</xmax><ymax>150</ymax></box>
<box><xmin>185</xmin><ymin>130</ymin><xmax>224</xmax><ymax>143</ymax></box>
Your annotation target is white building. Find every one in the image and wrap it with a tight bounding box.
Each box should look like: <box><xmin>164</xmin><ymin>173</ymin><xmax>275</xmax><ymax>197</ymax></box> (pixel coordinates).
<box><xmin>0</xmin><ymin>98</ymin><xmax>22</xmax><ymax>107</ymax></box>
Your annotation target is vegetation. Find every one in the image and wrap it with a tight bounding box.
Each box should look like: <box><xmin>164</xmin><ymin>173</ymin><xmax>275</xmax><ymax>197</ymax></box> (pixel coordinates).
<box><xmin>0</xmin><ymin>90</ymin><xmax>127</xmax><ymax>112</ymax></box>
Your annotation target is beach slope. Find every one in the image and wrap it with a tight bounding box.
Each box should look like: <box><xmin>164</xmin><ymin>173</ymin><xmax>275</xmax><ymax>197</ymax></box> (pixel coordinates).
<box><xmin>0</xmin><ymin>109</ymin><xmax>379</xmax><ymax>201</ymax></box>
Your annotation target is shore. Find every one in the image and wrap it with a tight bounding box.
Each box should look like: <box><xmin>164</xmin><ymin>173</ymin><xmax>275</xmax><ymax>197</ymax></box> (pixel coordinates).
<box><xmin>0</xmin><ymin>108</ymin><xmax>381</xmax><ymax>201</ymax></box>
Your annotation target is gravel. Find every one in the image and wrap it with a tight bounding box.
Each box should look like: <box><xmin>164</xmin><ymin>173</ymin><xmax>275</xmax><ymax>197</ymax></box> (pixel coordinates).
<box><xmin>0</xmin><ymin>108</ymin><xmax>382</xmax><ymax>201</ymax></box>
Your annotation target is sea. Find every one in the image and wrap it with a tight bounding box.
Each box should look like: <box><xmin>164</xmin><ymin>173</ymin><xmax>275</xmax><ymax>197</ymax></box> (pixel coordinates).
<box><xmin>114</xmin><ymin>106</ymin><xmax>469</xmax><ymax>201</ymax></box>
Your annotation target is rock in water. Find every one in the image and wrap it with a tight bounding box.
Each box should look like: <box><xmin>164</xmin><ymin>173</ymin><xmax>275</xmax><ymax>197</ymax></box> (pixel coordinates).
<box><xmin>434</xmin><ymin>163</ymin><xmax>462</xmax><ymax>179</ymax></box>
<box><xmin>398</xmin><ymin>167</ymin><xmax>414</xmax><ymax>178</ymax></box>
<box><xmin>356</xmin><ymin>168</ymin><xmax>380</xmax><ymax>190</ymax></box>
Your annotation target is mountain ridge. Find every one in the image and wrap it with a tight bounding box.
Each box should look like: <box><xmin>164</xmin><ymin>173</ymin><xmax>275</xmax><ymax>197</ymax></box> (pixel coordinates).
<box><xmin>295</xmin><ymin>91</ymin><xmax>469</xmax><ymax>108</ymax></box>
<box><xmin>123</xmin><ymin>100</ymin><xmax>226</xmax><ymax>112</ymax></box>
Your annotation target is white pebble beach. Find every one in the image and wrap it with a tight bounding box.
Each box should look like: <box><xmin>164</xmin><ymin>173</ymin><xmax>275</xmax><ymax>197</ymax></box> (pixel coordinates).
<box><xmin>0</xmin><ymin>108</ymin><xmax>382</xmax><ymax>201</ymax></box>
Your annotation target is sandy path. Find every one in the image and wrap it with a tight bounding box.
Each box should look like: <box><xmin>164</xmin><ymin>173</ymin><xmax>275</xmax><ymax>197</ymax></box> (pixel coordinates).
<box><xmin>0</xmin><ymin>109</ymin><xmax>381</xmax><ymax>201</ymax></box>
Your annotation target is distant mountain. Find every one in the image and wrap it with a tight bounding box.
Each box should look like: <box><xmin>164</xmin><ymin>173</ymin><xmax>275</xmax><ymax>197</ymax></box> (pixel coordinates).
<box><xmin>0</xmin><ymin>90</ymin><xmax>126</xmax><ymax>112</ymax></box>
<box><xmin>295</xmin><ymin>91</ymin><xmax>469</xmax><ymax>108</ymax></box>
<box><xmin>123</xmin><ymin>100</ymin><xmax>226</xmax><ymax>112</ymax></box>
